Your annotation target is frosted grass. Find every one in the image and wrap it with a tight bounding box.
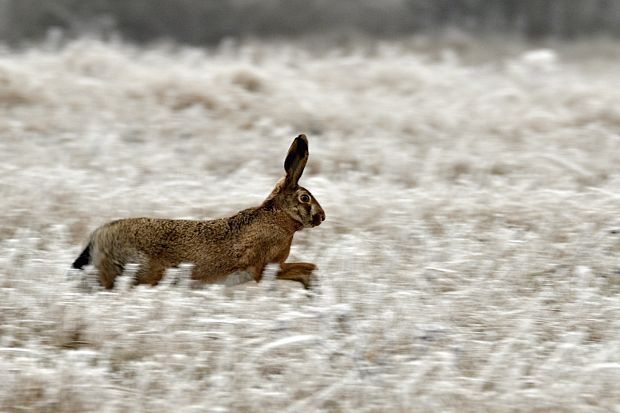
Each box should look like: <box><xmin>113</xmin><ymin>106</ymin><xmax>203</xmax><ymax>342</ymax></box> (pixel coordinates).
<box><xmin>1</xmin><ymin>38</ymin><xmax>620</xmax><ymax>412</ymax></box>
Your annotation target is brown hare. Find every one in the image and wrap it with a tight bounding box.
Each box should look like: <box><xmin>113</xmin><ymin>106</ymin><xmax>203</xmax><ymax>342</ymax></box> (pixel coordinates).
<box><xmin>71</xmin><ymin>134</ymin><xmax>325</xmax><ymax>289</ymax></box>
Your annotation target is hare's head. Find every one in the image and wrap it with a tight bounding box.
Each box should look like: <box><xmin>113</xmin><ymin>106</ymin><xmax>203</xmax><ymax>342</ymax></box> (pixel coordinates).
<box><xmin>267</xmin><ymin>134</ymin><xmax>325</xmax><ymax>228</ymax></box>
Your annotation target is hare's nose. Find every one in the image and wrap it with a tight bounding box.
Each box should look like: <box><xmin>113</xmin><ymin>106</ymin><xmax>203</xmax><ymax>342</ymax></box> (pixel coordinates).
<box><xmin>319</xmin><ymin>211</ymin><xmax>326</xmax><ymax>222</ymax></box>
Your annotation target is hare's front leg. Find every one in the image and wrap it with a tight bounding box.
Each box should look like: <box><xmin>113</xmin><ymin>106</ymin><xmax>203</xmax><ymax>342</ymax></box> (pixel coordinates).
<box><xmin>276</xmin><ymin>262</ymin><xmax>317</xmax><ymax>289</ymax></box>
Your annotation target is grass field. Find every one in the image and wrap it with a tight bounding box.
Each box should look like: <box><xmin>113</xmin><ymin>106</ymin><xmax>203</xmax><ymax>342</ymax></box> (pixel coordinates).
<box><xmin>1</xmin><ymin>37</ymin><xmax>620</xmax><ymax>412</ymax></box>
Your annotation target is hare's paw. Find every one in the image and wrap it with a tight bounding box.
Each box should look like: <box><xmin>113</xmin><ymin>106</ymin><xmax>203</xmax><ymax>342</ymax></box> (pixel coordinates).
<box><xmin>294</xmin><ymin>262</ymin><xmax>317</xmax><ymax>272</ymax></box>
<box><xmin>277</xmin><ymin>262</ymin><xmax>317</xmax><ymax>289</ymax></box>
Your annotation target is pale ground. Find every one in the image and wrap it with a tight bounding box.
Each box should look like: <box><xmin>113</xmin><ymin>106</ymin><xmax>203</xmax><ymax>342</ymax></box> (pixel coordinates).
<box><xmin>1</xmin><ymin>37</ymin><xmax>620</xmax><ymax>412</ymax></box>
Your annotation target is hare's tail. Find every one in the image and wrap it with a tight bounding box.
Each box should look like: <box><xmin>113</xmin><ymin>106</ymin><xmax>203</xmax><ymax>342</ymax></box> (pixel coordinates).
<box><xmin>72</xmin><ymin>242</ymin><xmax>92</xmax><ymax>269</ymax></box>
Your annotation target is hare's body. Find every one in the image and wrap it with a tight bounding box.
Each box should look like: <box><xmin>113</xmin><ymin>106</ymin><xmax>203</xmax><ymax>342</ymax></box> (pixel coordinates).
<box><xmin>88</xmin><ymin>205</ymin><xmax>303</xmax><ymax>287</ymax></box>
<box><xmin>72</xmin><ymin>134</ymin><xmax>324</xmax><ymax>289</ymax></box>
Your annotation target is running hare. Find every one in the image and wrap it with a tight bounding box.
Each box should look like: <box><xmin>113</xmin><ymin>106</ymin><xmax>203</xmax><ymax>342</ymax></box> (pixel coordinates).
<box><xmin>72</xmin><ymin>134</ymin><xmax>325</xmax><ymax>289</ymax></box>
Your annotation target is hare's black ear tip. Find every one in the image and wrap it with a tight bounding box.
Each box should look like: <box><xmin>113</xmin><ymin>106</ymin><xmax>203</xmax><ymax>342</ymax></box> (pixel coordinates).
<box><xmin>296</xmin><ymin>134</ymin><xmax>308</xmax><ymax>145</ymax></box>
<box><xmin>294</xmin><ymin>134</ymin><xmax>308</xmax><ymax>151</ymax></box>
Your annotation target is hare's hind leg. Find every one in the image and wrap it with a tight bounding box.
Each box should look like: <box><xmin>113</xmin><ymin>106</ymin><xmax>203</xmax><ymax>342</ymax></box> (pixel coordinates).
<box><xmin>134</xmin><ymin>261</ymin><xmax>167</xmax><ymax>286</ymax></box>
<box><xmin>277</xmin><ymin>262</ymin><xmax>317</xmax><ymax>289</ymax></box>
<box><xmin>93</xmin><ymin>255</ymin><xmax>123</xmax><ymax>289</ymax></box>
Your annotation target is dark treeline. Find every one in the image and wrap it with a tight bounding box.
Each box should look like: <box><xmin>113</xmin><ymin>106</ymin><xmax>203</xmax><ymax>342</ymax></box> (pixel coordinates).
<box><xmin>1</xmin><ymin>0</ymin><xmax>619</xmax><ymax>44</ymax></box>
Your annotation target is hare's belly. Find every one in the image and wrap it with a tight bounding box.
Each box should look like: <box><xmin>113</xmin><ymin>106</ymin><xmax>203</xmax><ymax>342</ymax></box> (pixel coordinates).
<box><xmin>216</xmin><ymin>270</ymin><xmax>254</xmax><ymax>286</ymax></box>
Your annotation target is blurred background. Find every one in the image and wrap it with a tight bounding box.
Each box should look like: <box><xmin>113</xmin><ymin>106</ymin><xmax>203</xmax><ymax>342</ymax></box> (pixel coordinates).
<box><xmin>2</xmin><ymin>0</ymin><xmax>620</xmax><ymax>44</ymax></box>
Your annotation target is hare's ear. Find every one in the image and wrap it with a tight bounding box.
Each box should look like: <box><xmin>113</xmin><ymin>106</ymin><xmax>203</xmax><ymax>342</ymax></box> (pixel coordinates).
<box><xmin>283</xmin><ymin>134</ymin><xmax>308</xmax><ymax>188</ymax></box>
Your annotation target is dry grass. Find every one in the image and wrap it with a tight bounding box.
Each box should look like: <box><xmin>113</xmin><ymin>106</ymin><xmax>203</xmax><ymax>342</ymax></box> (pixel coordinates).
<box><xmin>1</xmin><ymin>37</ymin><xmax>620</xmax><ymax>412</ymax></box>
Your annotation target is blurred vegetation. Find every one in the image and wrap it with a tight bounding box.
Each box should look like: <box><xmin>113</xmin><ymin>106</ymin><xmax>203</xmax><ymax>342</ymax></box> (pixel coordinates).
<box><xmin>1</xmin><ymin>0</ymin><xmax>620</xmax><ymax>44</ymax></box>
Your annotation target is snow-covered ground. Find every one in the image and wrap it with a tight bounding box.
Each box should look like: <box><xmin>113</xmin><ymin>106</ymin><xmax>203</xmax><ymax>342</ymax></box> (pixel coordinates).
<box><xmin>1</xmin><ymin>38</ymin><xmax>620</xmax><ymax>412</ymax></box>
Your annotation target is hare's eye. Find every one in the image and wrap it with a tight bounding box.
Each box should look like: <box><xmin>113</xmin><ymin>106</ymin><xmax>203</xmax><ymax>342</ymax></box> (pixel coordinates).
<box><xmin>300</xmin><ymin>194</ymin><xmax>311</xmax><ymax>203</ymax></box>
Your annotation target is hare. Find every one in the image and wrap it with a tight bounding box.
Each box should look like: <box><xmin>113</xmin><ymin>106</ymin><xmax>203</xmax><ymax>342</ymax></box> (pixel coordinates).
<box><xmin>71</xmin><ymin>134</ymin><xmax>325</xmax><ymax>289</ymax></box>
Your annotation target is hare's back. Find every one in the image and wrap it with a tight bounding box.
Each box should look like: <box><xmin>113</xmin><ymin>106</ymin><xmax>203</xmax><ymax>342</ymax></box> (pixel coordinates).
<box><xmin>96</xmin><ymin>217</ymin><xmax>221</xmax><ymax>255</ymax></box>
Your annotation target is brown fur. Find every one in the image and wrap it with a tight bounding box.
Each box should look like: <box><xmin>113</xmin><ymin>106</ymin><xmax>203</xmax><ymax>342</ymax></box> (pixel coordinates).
<box><xmin>76</xmin><ymin>134</ymin><xmax>325</xmax><ymax>289</ymax></box>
